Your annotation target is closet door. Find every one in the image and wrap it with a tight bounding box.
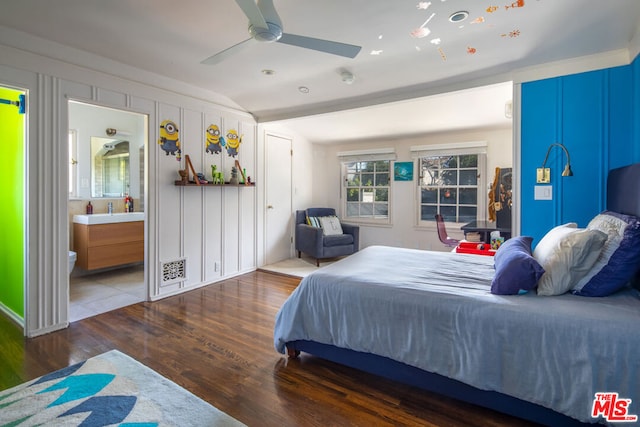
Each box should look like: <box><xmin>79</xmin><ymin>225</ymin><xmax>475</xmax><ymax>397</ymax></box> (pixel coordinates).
<box><xmin>265</xmin><ymin>133</ymin><xmax>293</xmax><ymax>264</ymax></box>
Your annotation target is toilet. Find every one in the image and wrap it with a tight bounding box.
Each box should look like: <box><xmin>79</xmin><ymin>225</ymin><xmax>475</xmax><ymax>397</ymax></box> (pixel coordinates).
<box><xmin>69</xmin><ymin>251</ymin><xmax>77</xmax><ymax>274</ymax></box>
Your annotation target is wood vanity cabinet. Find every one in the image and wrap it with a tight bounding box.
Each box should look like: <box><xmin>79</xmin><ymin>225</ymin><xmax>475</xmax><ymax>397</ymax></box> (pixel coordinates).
<box><xmin>74</xmin><ymin>221</ymin><xmax>144</xmax><ymax>270</ymax></box>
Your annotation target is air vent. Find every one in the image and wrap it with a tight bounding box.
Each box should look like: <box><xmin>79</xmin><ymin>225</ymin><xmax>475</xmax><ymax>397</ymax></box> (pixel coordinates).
<box><xmin>161</xmin><ymin>258</ymin><xmax>186</xmax><ymax>285</ymax></box>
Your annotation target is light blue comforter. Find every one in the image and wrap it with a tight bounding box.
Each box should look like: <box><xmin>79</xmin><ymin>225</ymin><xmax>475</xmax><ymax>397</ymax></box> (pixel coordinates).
<box><xmin>274</xmin><ymin>245</ymin><xmax>640</xmax><ymax>423</ymax></box>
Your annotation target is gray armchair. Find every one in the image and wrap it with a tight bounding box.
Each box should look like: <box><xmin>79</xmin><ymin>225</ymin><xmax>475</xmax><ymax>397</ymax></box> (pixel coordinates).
<box><xmin>295</xmin><ymin>208</ymin><xmax>360</xmax><ymax>266</ymax></box>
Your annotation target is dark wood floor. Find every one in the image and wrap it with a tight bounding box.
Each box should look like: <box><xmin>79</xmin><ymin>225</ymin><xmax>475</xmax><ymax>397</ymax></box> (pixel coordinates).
<box><xmin>0</xmin><ymin>271</ymin><xmax>539</xmax><ymax>426</ymax></box>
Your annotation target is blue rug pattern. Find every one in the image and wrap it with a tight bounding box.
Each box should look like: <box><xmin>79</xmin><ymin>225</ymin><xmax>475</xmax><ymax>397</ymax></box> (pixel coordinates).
<box><xmin>0</xmin><ymin>350</ymin><xmax>246</xmax><ymax>427</ymax></box>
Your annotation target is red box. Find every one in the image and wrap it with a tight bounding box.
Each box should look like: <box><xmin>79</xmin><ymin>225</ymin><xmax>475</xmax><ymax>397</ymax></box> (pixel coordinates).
<box><xmin>455</xmin><ymin>242</ymin><xmax>496</xmax><ymax>256</ymax></box>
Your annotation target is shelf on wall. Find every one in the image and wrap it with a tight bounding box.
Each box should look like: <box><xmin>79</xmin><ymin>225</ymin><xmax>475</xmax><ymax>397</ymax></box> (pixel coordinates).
<box><xmin>174</xmin><ymin>181</ymin><xmax>255</xmax><ymax>187</ymax></box>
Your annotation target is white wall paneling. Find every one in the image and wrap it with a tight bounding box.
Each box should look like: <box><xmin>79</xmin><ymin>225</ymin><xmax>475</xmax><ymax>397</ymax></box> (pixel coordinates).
<box><xmin>0</xmin><ymin>45</ymin><xmax>257</xmax><ymax>335</ymax></box>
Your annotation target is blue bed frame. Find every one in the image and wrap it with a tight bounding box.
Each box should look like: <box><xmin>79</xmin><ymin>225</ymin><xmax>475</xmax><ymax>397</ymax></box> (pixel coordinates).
<box><xmin>285</xmin><ymin>162</ymin><xmax>640</xmax><ymax>426</ymax></box>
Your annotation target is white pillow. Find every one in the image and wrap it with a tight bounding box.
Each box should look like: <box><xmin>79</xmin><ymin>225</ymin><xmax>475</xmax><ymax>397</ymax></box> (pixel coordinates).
<box><xmin>532</xmin><ymin>223</ymin><xmax>577</xmax><ymax>263</ymax></box>
<box><xmin>319</xmin><ymin>216</ymin><xmax>343</xmax><ymax>236</ymax></box>
<box><xmin>534</xmin><ymin>226</ymin><xmax>608</xmax><ymax>296</ymax></box>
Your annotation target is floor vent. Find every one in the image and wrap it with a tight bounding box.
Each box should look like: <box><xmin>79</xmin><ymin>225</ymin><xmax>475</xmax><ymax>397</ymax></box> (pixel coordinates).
<box><xmin>161</xmin><ymin>258</ymin><xmax>186</xmax><ymax>285</ymax></box>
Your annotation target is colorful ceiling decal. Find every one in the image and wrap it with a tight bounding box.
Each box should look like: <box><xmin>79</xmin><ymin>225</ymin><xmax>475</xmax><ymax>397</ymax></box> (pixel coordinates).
<box><xmin>501</xmin><ymin>29</ymin><xmax>521</xmax><ymax>38</ymax></box>
<box><xmin>471</xmin><ymin>17</ymin><xmax>485</xmax><ymax>24</ymax></box>
<box><xmin>486</xmin><ymin>6</ymin><xmax>499</xmax><ymax>13</ymax></box>
<box><xmin>505</xmin><ymin>0</ymin><xmax>525</xmax><ymax>10</ymax></box>
<box><xmin>411</xmin><ymin>12</ymin><xmax>436</xmax><ymax>39</ymax></box>
<box><xmin>467</xmin><ymin>47</ymin><xmax>477</xmax><ymax>54</ymax></box>
<box><xmin>437</xmin><ymin>47</ymin><xmax>447</xmax><ymax>61</ymax></box>
<box><xmin>416</xmin><ymin>2</ymin><xmax>431</xmax><ymax>10</ymax></box>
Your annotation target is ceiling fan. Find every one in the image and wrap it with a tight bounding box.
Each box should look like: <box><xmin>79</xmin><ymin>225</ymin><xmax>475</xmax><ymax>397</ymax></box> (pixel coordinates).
<box><xmin>201</xmin><ymin>0</ymin><xmax>362</xmax><ymax>65</ymax></box>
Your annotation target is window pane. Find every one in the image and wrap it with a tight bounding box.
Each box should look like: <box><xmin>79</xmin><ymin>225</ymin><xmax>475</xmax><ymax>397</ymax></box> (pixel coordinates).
<box><xmin>375</xmin><ymin>188</ymin><xmax>388</xmax><ymax>202</ymax></box>
<box><xmin>346</xmin><ymin>173</ymin><xmax>360</xmax><ymax>187</ymax></box>
<box><xmin>421</xmin><ymin>205</ymin><xmax>437</xmax><ymax>221</ymax></box>
<box><xmin>347</xmin><ymin>202</ymin><xmax>359</xmax><ymax>216</ymax></box>
<box><xmin>442</xmin><ymin>156</ymin><xmax>457</xmax><ymax>168</ymax></box>
<box><xmin>374</xmin><ymin>203</ymin><xmax>388</xmax><ymax>216</ymax></box>
<box><xmin>361</xmin><ymin>173</ymin><xmax>374</xmax><ymax>186</ymax></box>
<box><xmin>460</xmin><ymin>155</ymin><xmax>477</xmax><ymax>167</ymax></box>
<box><xmin>360</xmin><ymin>203</ymin><xmax>373</xmax><ymax>216</ymax></box>
<box><xmin>459</xmin><ymin>188</ymin><xmax>477</xmax><ymax>204</ymax></box>
<box><xmin>440</xmin><ymin>188</ymin><xmax>457</xmax><ymax>203</ymax></box>
<box><xmin>459</xmin><ymin>206</ymin><xmax>477</xmax><ymax>223</ymax></box>
<box><xmin>441</xmin><ymin>170</ymin><xmax>458</xmax><ymax>185</ymax></box>
<box><xmin>459</xmin><ymin>170</ymin><xmax>477</xmax><ymax>185</ymax></box>
<box><xmin>376</xmin><ymin>173</ymin><xmax>389</xmax><ymax>186</ymax></box>
<box><xmin>347</xmin><ymin>188</ymin><xmax>359</xmax><ymax>201</ymax></box>
<box><xmin>375</xmin><ymin>161</ymin><xmax>389</xmax><ymax>172</ymax></box>
<box><xmin>421</xmin><ymin>188</ymin><xmax>437</xmax><ymax>204</ymax></box>
<box><xmin>362</xmin><ymin>189</ymin><xmax>374</xmax><ymax>203</ymax></box>
<box><xmin>441</xmin><ymin>206</ymin><xmax>456</xmax><ymax>219</ymax></box>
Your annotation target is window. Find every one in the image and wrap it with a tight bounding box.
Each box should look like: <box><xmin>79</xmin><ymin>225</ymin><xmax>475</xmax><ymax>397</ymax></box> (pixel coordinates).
<box><xmin>338</xmin><ymin>148</ymin><xmax>395</xmax><ymax>224</ymax></box>
<box><xmin>412</xmin><ymin>142</ymin><xmax>487</xmax><ymax>225</ymax></box>
<box><xmin>344</xmin><ymin>160</ymin><xmax>390</xmax><ymax>221</ymax></box>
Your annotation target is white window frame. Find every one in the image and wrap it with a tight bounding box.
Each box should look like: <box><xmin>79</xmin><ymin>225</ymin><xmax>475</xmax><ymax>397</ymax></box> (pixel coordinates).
<box><xmin>412</xmin><ymin>142</ymin><xmax>487</xmax><ymax>227</ymax></box>
<box><xmin>338</xmin><ymin>148</ymin><xmax>396</xmax><ymax>225</ymax></box>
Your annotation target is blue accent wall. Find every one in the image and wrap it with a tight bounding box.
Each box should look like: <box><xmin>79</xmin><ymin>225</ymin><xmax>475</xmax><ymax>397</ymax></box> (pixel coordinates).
<box><xmin>521</xmin><ymin>55</ymin><xmax>640</xmax><ymax>245</ymax></box>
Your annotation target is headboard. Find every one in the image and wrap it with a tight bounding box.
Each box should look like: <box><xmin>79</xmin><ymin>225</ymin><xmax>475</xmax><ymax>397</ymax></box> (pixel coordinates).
<box><xmin>607</xmin><ymin>162</ymin><xmax>640</xmax><ymax>217</ymax></box>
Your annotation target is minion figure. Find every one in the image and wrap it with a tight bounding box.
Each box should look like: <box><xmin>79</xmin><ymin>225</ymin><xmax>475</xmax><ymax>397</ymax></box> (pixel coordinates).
<box><xmin>225</xmin><ymin>129</ymin><xmax>242</xmax><ymax>157</ymax></box>
<box><xmin>205</xmin><ymin>124</ymin><xmax>225</xmax><ymax>155</ymax></box>
<box><xmin>158</xmin><ymin>120</ymin><xmax>181</xmax><ymax>160</ymax></box>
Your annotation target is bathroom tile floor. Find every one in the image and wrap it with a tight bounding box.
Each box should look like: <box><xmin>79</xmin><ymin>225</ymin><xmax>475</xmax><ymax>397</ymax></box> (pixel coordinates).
<box><xmin>69</xmin><ymin>264</ymin><xmax>145</xmax><ymax>322</ymax></box>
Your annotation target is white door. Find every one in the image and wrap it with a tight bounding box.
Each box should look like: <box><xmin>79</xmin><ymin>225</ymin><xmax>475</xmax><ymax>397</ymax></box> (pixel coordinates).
<box><xmin>265</xmin><ymin>133</ymin><xmax>293</xmax><ymax>264</ymax></box>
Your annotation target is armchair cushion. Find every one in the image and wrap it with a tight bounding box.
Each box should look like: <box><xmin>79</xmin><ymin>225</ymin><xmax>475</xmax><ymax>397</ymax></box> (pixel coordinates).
<box><xmin>324</xmin><ymin>234</ymin><xmax>354</xmax><ymax>247</ymax></box>
<box><xmin>319</xmin><ymin>216</ymin><xmax>343</xmax><ymax>236</ymax></box>
<box><xmin>295</xmin><ymin>209</ymin><xmax>360</xmax><ymax>264</ymax></box>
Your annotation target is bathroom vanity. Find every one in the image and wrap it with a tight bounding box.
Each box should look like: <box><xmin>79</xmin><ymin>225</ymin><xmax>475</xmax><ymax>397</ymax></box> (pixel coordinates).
<box><xmin>73</xmin><ymin>212</ymin><xmax>144</xmax><ymax>270</ymax></box>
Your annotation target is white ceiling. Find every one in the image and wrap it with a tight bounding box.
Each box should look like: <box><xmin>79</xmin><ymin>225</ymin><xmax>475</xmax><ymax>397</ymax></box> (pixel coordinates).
<box><xmin>0</xmin><ymin>0</ymin><xmax>639</xmax><ymax>143</ymax></box>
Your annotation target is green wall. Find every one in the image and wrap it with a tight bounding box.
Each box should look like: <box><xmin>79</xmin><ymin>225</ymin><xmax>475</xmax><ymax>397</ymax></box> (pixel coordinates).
<box><xmin>0</xmin><ymin>87</ymin><xmax>25</xmax><ymax>320</ymax></box>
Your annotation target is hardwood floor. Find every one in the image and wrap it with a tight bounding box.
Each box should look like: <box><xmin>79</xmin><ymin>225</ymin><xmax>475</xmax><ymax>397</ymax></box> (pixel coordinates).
<box><xmin>0</xmin><ymin>271</ymin><xmax>539</xmax><ymax>426</ymax></box>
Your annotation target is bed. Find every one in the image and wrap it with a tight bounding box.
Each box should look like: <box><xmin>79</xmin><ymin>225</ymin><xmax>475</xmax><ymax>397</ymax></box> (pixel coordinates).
<box><xmin>274</xmin><ymin>163</ymin><xmax>640</xmax><ymax>425</ymax></box>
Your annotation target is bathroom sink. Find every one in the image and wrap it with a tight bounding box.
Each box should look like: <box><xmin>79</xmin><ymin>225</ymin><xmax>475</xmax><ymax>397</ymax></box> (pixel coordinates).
<box><xmin>73</xmin><ymin>212</ymin><xmax>144</xmax><ymax>225</ymax></box>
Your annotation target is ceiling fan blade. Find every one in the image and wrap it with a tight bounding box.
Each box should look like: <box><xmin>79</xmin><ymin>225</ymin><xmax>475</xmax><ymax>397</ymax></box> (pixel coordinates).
<box><xmin>235</xmin><ymin>0</ymin><xmax>268</xmax><ymax>29</ymax></box>
<box><xmin>201</xmin><ymin>38</ymin><xmax>253</xmax><ymax>65</ymax></box>
<box><xmin>278</xmin><ymin>33</ymin><xmax>361</xmax><ymax>58</ymax></box>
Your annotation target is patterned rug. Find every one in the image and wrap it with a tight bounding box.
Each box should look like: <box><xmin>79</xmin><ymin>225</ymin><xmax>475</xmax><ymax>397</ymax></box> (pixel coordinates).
<box><xmin>0</xmin><ymin>350</ymin><xmax>245</xmax><ymax>426</ymax></box>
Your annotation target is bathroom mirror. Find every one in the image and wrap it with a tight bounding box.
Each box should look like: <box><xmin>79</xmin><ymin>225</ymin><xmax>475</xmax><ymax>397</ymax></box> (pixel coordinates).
<box><xmin>69</xmin><ymin>101</ymin><xmax>147</xmax><ymax>200</ymax></box>
<box><xmin>91</xmin><ymin>138</ymin><xmax>130</xmax><ymax>197</ymax></box>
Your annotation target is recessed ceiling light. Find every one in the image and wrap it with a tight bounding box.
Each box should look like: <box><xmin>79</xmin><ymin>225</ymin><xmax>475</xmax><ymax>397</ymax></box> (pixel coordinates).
<box><xmin>449</xmin><ymin>11</ymin><xmax>469</xmax><ymax>23</ymax></box>
<box><xmin>298</xmin><ymin>86</ymin><xmax>309</xmax><ymax>94</ymax></box>
<box><xmin>261</xmin><ymin>69</ymin><xmax>275</xmax><ymax>76</ymax></box>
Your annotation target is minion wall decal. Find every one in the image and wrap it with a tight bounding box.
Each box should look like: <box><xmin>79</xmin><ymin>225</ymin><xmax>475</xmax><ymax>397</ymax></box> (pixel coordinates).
<box><xmin>205</xmin><ymin>124</ymin><xmax>225</xmax><ymax>155</ymax></box>
<box><xmin>158</xmin><ymin>119</ymin><xmax>181</xmax><ymax>160</ymax></box>
<box><xmin>225</xmin><ymin>129</ymin><xmax>242</xmax><ymax>157</ymax></box>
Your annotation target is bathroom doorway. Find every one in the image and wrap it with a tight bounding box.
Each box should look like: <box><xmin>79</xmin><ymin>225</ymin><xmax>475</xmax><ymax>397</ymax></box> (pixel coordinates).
<box><xmin>68</xmin><ymin>101</ymin><xmax>148</xmax><ymax>321</ymax></box>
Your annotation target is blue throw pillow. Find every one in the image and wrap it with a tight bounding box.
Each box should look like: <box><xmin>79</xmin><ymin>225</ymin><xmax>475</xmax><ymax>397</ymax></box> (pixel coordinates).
<box><xmin>491</xmin><ymin>236</ymin><xmax>545</xmax><ymax>295</ymax></box>
<box><xmin>572</xmin><ymin>211</ymin><xmax>640</xmax><ymax>297</ymax></box>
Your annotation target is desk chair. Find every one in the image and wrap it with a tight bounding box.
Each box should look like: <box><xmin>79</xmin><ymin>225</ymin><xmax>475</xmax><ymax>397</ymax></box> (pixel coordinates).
<box><xmin>435</xmin><ymin>214</ymin><xmax>461</xmax><ymax>247</ymax></box>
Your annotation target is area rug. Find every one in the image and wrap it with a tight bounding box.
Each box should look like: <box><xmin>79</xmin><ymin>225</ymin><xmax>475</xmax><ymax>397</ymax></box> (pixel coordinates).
<box><xmin>0</xmin><ymin>349</ymin><xmax>246</xmax><ymax>427</ymax></box>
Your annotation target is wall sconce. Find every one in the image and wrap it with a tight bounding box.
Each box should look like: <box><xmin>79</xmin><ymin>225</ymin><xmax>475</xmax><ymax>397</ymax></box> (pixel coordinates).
<box><xmin>536</xmin><ymin>142</ymin><xmax>573</xmax><ymax>183</ymax></box>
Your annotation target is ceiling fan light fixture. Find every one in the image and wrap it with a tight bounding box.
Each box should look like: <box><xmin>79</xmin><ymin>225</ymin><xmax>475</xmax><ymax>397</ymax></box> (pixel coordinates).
<box><xmin>249</xmin><ymin>22</ymin><xmax>282</xmax><ymax>42</ymax></box>
<box><xmin>449</xmin><ymin>11</ymin><xmax>469</xmax><ymax>23</ymax></box>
